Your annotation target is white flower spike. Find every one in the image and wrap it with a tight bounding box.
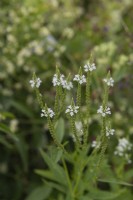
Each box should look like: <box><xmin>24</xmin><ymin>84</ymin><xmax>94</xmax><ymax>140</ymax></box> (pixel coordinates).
<box><xmin>106</xmin><ymin>127</ymin><xmax>115</xmax><ymax>137</ymax></box>
<box><xmin>52</xmin><ymin>74</ymin><xmax>65</xmax><ymax>86</ymax></box>
<box><xmin>103</xmin><ymin>77</ymin><xmax>114</xmax><ymax>87</ymax></box>
<box><xmin>84</xmin><ymin>63</ymin><xmax>96</xmax><ymax>72</ymax></box>
<box><xmin>97</xmin><ymin>105</ymin><xmax>111</xmax><ymax>117</ymax></box>
<box><xmin>73</xmin><ymin>74</ymin><xmax>86</xmax><ymax>84</ymax></box>
<box><xmin>41</xmin><ymin>108</ymin><xmax>55</xmax><ymax>118</ymax></box>
<box><xmin>29</xmin><ymin>77</ymin><xmax>42</xmax><ymax>88</ymax></box>
<box><xmin>114</xmin><ymin>138</ymin><xmax>132</xmax><ymax>163</ymax></box>
<box><xmin>62</xmin><ymin>80</ymin><xmax>73</xmax><ymax>90</ymax></box>
<box><xmin>65</xmin><ymin>105</ymin><xmax>79</xmax><ymax>116</ymax></box>
<box><xmin>52</xmin><ymin>74</ymin><xmax>73</xmax><ymax>90</ymax></box>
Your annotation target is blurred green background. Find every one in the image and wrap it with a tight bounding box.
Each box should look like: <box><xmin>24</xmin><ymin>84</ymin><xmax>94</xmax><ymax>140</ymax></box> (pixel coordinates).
<box><xmin>0</xmin><ymin>0</ymin><xmax>133</xmax><ymax>199</ymax></box>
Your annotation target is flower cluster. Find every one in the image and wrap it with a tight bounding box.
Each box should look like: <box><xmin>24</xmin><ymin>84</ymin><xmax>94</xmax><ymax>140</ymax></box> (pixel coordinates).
<box><xmin>52</xmin><ymin>74</ymin><xmax>73</xmax><ymax>90</ymax></box>
<box><xmin>84</xmin><ymin>63</ymin><xmax>96</xmax><ymax>72</ymax></box>
<box><xmin>62</xmin><ymin>80</ymin><xmax>73</xmax><ymax>90</ymax></box>
<box><xmin>114</xmin><ymin>138</ymin><xmax>132</xmax><ymax>163</ymax></box>
<box><xmin>65</xmin><ymin>105</ymin><xmax>79</xmax><ymax>116</ymax></box>
<box><xmin>106</xmin><ymin>127</ymin><xmax>115</xmax><ymax>137</ymax></box>
<box><xmin>73</xmin><ymin>74</ymin><xmax>86</xmax><ymax>84</ymax></box>
<box><xmin>103</xmin><ymin>77</ymin><xmax>114</xmax><ymax>87</ymax></box>
<box><xmin>52</xmin><ymin>74</ymin><xmax>65</xmax><ymax>86</ymax></box>
<box><xmin>29</xmin><ymin>77</ymin><xmax>42</xmax><ymax>88</ymax></box>
<box><xmin>97</xmin><ymin>105</ymin><xmax>111</xmax><ymax>117</ymax></box>
<box><xmin>41</xmin><ymin>108</ymin><xmax>55</xmax><ymax>118</ymax></box>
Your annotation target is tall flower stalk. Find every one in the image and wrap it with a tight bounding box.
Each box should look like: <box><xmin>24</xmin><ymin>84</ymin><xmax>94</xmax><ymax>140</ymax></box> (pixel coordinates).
<box><xmin>30</xmin><ymin>61</ymin><xmax>117</xmax><ymax>198</ymax></box>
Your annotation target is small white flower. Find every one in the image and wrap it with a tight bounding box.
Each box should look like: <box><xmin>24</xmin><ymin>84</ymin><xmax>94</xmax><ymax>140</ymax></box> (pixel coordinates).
<box><xmin>52</xmin><ymin>74</ymin><xmax>65</xmax><ymax>86</ymax></box>
<box><xmin>29</xmin><ymin>77</ymin><xmax>42</xmax><ymax>88</ymax></box>
<box><xmin>52</xmin><ymin>74</ymin><xmax>73</xmax><ymax>90</ymax></box>
<box><xmin>114</xmin><ymin>138</ymin><xmax>132</xmax><ymax>163</ymax></box>
<box><xmin>106</xmin><ymin>127</ymin><xmax>115</xmax><ymax>137</ymax></box>
<box><xmin>84</xmin><ymin>63</ymin><xmax>96</xmax><ymax>72</ymax></box>
<box><xmin>65</xmin><ymin>105</ymin><xmax>79</xmax><ymax>116</ymax></box>
<box><xmin>97</xmin><ymin>105</ymin><xmax>111</xmax><ymax>117</ymax></box>
<box><xmin>73</xmin><ymin>74</ymin><xmax>86</xmax><ymax>84</ymax></box>
<box><xmin>62</xmin><ymin>80</ymin><xmax>73</xmax><ymax>90</ymax></box>
<box><xmin>29</xmin><ymin>80</ymin><xmax>35</xmax><ymax>88</ymax></box>
<box><xmin>91</xmin><ymin>141</ymin><xmax>101</xmax><ymax>149</ymax></box>
<box><xmin>103</xmin><ymin>77</ymin><xmax>114</xmax><ymax>87</ymax></box>
<box><xmin>41</xmin><ymin>108</ymin><xmax>55</xmax><ymax>118</ymax></box>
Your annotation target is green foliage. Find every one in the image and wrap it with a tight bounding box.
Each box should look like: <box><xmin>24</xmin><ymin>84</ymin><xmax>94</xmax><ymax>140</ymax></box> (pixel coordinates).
<box><xmin>26</xmin><ymin>185</ymin><xmax>52</xmax><ymax>200</ymax></box>
<box><xmin>30</xmin><ymin>65</ymin><xmax>132</xmax><ymax>200</ymax></box>
<box><xmin>0</xmin><ymin>0</ymin><xmax>133</xmax><ymax>199</ymax></box>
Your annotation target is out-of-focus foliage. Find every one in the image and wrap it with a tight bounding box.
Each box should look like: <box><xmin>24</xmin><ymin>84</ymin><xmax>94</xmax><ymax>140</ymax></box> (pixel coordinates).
<box><xmin>0</xmin><ymin>0</ymin><xmax>133</xmax><ymax>199</ymax></box>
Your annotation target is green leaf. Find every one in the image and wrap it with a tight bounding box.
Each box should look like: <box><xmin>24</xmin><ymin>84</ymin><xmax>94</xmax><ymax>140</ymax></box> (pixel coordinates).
<box><xmin>98</xmin><ymin>179</ymin><xmax>133</xmax><ymax>187</ymax></box>
<box><xmin>15</xmin><ymin>136</ymin><xmax>28</xmax><ymax>172</ymax></box>
<box><xmin>55</xmin><ymin>118</ymin><xmax>65</xmax><ymax>143</ymax></box>
<box><xmin>25</xmin><ymin>185</ymin><xmax>51</xmax><ymax>200</ymax></box>
<box><xmin>39</xmin><ymin>149</ymin><xmax>67</xmax><ymax>186</ymax></box>
<box><xmin>1</xmin><ymin>112</ymin><xmax>15</xmax><ymax>119</ymax></box>
<box><xmin>0</xmin><ymin>135</ymin><xmax>13</xmax><ymax>149</ymax></box>
<box><xmin>124</xmin><ymin>169</ymin><xmax>133</xmax><ymax>181</ymax></box>
<box><xmin>10</xmin><ymin>101</ymin><xmax>34</xmax><ymax>118</ymax></box>
<box><xmin>79</xmin><ymin>196</ymin><xmax>92</xmax><ymax>200</ymax></box>
<box><xmin>48</xmin><ymin>146</ymin><xmax>63</xmax><ymax>163</ymax></box>
<box><xmin>88</xmin><ymin>188</ymin><xmax>126</xmax><ymax>199</ymax></box>
<box><xmin>0</xmin><ymin>123</ymin><xmax>19</xmax><ymax>142</ymax></box>
<box><xmin>43</xmin><ymin>180</ymin><xmax>66</xmax><ymax>193</ymax></box>
<box><xmin>35</xmin><ymin>169</ymin><xmax>58</xmax><ymax>182</ymax></box>
<box><xmin>35</xmin><ymin>170</ymin><xmax>66</xmax><ymax>193</ymax></box>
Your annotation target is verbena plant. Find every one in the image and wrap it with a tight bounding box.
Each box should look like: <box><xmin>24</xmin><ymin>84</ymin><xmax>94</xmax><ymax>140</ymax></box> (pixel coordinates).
<box><xmin>29</xmin><ymin>59</ymin><xmax>132</xmax><ymax>200</ymax></box>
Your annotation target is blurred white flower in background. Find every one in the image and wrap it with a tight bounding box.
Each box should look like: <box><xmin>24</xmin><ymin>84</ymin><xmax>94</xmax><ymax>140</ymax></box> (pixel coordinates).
<box><xmin>103</xmin><ymin>77</ymin><xmax>114</xmax><ymax>87</ymax></box>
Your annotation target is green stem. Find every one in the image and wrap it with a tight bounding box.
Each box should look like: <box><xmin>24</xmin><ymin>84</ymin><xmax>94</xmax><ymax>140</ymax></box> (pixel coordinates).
<box><xmin>73</xmin><ymin>156</ymin><xmax>85</xmax><ymax>197</ymax></box>
<box><xmin>83</xmin><ymin>71</ymin><xmax>91</xmax><ymax>148</ymax></box>
<box><xmin>86</xmin><ymin>71</ymin><xmax>91</xmax><ymax>118</ymax></box>
<box><xmin>60</xmin><ymin>90</ymin><xmax>66</xmax><ymax>112</ymax></box>
<box><xmin>54</xmin><ymin>86</ymin><xmax>60</xmax><ymax>122</ymax></box>
<box><xmin>76</xmin><ymin>83</ymin><xmax>81</xmax><ymax>107</ymax></box>
<box><xmin>47</xmin><ymin>118</ymin><xmax>65</xmax><ymax>152</ymax></box>
<box><xmin>35</xmin><ymin>88</ymin><xmax>44</xmax><ymax>109</ymax></box>
<box><xmin>70</xmin><ymin>117</ymin><xmax>81</xmax><ymax>148</ymax></box>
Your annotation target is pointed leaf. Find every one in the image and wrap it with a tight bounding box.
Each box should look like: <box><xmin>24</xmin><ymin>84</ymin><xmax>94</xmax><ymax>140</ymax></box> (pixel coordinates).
<box><xmin>0</xmin><ymin>123</ymin><xmax>19</xmax><ymax>141</ymax></box>
<box><xmin>39</xmin><ymin>149</ymin><xmax>67</xmax><ymax>186</ymax></box>
<box><xmin>55</xmin><ymin>118</ymin><xmax>65</xmax><ymax>143</ymax></box>
<box><xmin>25</xmin><ymin>185</ymin><xmax>51</xmax><ymax>200</ymax></box>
